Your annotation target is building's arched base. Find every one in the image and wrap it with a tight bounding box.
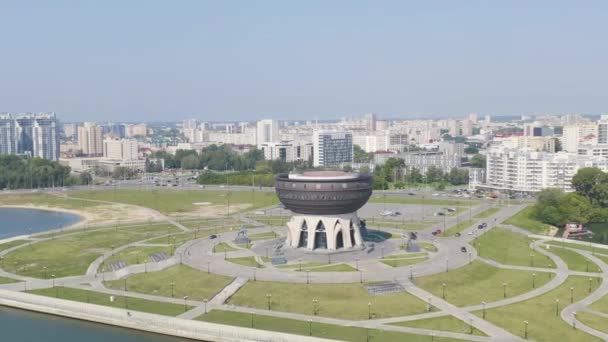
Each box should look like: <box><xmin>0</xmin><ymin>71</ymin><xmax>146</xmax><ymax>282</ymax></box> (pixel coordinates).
<box><xmin>285</xmin><ymin>212</ymin><xmax>364</xmax><ymax>251</ymax></box>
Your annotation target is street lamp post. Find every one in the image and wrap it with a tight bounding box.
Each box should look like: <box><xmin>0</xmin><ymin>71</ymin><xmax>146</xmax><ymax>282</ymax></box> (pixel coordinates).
<box><xmin>570</xmin><ymin>287</ymin><xmax>574</xmax><ymax>303</ymax></box>
<box><xmin>250</xmin><ymin>312</ymin><xmax>254</xmax><ymax>328</ymax></box>
<box><xmin>266</xmin><ymin>293</ymin><xmax>272</xmax><ymax>310</ymax></box>
<box><xmin>469</xmin><ymin>318</ymin><xmax>473</xmax><ymax>334</ymax></box>
<box><xmin>482</xmin><ymin>301</ymin><xmax>486</xmax><ymax>318</ymax></box>
<box><xmin>468</xmin><ymin>252</ymin><xmax>472</xmax><ymax>264</ymax></box>
<box><xmin>428</xmin><ymin>297</ymin><xmax>432</xmax><ymax>312</ymax></box>
<box><xmin>410</xmin><ymin>265</ymin><xmax>413</xmax><ymax>280</ymax></box>
<box><xmin>442</xmin><ymin>283</ymin><xmax>447</xmax><ymax>299</ymax></box>
<box><xmin>529</xmin><ymin>253</ymin><xmax>534</xmax><ymax>267</ymax></box>
<box><xmin>309</xmin><ymin>319</ymin><xmax>313</xmax><ymax>336</ymax></box>
<box><xmin>307</xmin><ymin>270</ymin><xmax>310</xmax><ymax>284</ymax></box>
<box><xmin>203</xmin><ymin>298</ymin><xmax>208</xmax><ymax>314</ymax></box>
<box><xmin>51</xmin><ymin>274</ymin><xmax>56</xmax><ymax>297</ymax></box>
<box><xmin>355</xmin><ymin>257</ymin><xmax>359</xmax><ymax>271</ymax></box>
<box><xmin>573</xmin><ymin>311</ymin><xmax>577</xmax><ymax>329</ymax></box>
<box><xmin>183</xmin><ymin>296</ymin><xmax>188</xmax><ymax>312</ymax></box>
<box><xmin>524</xmin><ymin>320</ymin><xmax>529</xmax><ymax>339</ymax></box>
<box><xmin>170</xmin><ymin>282</ymin><xmax>175</xmax><ymax>297</ymax></box>
<box><xmin>298</xmin><ymin>258</ymin><xmax>302</xmax><ymax>272</ymax></box>
<box><xmin>503</xmin><ymin>282</ymin><xmax>507</xmax><ymax>298</ymax></box>
<box><xmin>445</xmin><ymin>258</ymin><xmax>449</xmax><ymax>273</ymax></box>
<box><xmin>555</xmin><ymin>299</ymin><xmax>560</xmax><ymax>316</ymax></box>
<box><xmin>43</xmin><ymin>266</ymin><xmax>48</xmax><ymax>279</ymax></box>
<box><xmin>312</xmin><ymin>299</ymin><xmax>318</xmax><ymax>315</ymax></box>
<box><xmin>207</xmin><ymin>261</ymin><xmax>210</xmax><ymax>274</ymax></box>
<box><xmin>368</xmin><ymin>302</ymin><xmax>372</xmax><ymax>320</ymax></box>
<box><xmin>589</xmin><ymin>278</ymin><xmax>593</xmax><ymax>293</ymax></box>
<box><xmin>124</xmin><ymin>278</ymin><xmax>128</xmax><ymax>292</ymax></box>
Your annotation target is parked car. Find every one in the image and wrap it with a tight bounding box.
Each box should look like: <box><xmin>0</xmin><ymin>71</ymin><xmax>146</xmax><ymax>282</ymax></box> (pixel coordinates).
<box><xmin>209</xmin><ymin>234</ymin><xmax>217</xmax><ymax>239</ymax></box>
<box><xmin>454</xmin><ymin>232</ymin><xmax>461</xmax><ymax>237</ymax></box>
<box><xmin>461</xmin><ymin>246</ymin><xmax>467</xmax><ymax>253</ymax></box>
<box><xmin>436</xmin><ymin>212</ymin><xmax>445</xmax><ymax>216</ymax></box>
<box><xmin>447</xmin><ymin>208</ymin><xmax>456</xmax><ymax>212</ymax></box>
<box><xmin>407</xmin><ymin>192</ymin><xmax>416</xmax><ymax>196</ymax></box>
<box><xmin>431</xmin><ymin>229</ymin><xmax>443</xmax><ymax>236</ymax></box>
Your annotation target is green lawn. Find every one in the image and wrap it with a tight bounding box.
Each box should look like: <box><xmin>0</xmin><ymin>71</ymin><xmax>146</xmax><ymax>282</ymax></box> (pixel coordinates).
<box><xmin>418</xmin><ymin>242</ymin><xmax>438</xmax><ymax>252</ymax></box>
<box><xmin>178</xmin><ymin>218</ymin><xmax>241</xmax><ymax>230</ymax></box>
<box><xmin>474</xmin><ymin>207</ymin><xmax>500</xmax><ymax>219</ymax></box>
<box><xmin>475</xmin><ymin>276</ymin><xmax>602</xmax><ymax>342</ymax></box>
<box><xmin>577</xmin><ymin>311</ymin><xmax>608</xmax><ymax>334</ymax></box>
<box><xmin>544</xmin><ymin>240</ymin><xmax>608</xmax><ymax>256</ymax></box>
<box><xmin>29</xmin><ymin>287</ymin><xmax>189</xmax><ymax>316</ymax></box>
<box><xmin>445</xmin><ymin>219</ymin><xmax>475</xmax><ymax>235</ymax></box>
<box><xmin>146</xmin><ymin>226</ymin><xmax>234</xmax><ymax>245</ymax></box>
<box><xmin>0</xmin><ymin>276</ymin><xmax>20</xmax><ymax>284</ymax></box>
<box><xmin>383</xmin><ymin>252</ymin><xmax>427</xmax><ymax>259</ymax></box>
<box><xmin>381</xmin><ymin>257</ymin><xmax>428</xmax><ymax>268</ymax></box>
<box><xmin>2</xmin><ymin>223</ymin><xmax>181</xmax><ymax>278</ymax></box>
<box><xmin>415</xmin><ymin>261</ymin><xmax>551</xmax><ymax>307</ymax></box>
<box><xmin>213</xmin><ymin>242</ymin><xmax>239</xmax><ymax>253</ymax></box>
<box><xmin>302</xmin><ymin>264</ymin><xmax>357</xmax><ymax>272</ymax></box>
<box><xmin>391</xmin><ymin>315</ymin><xmax>486</xmax><ymax>336</ymax></box>
<box><xmin>503</xmin><ymin>206</ymin><xmax>549</xmax><ymax>234</ymax></box>
<box><xmin>472</xmin><ymin>227</ymin><xmax>556</xmax><ymax>268</ymax></box>
<box><xmin>0</xmin><ymin>193</ymin><xmax>100</xmax><ymax>210</ymax></box>
<box><xmin>198</xmin><ymin>310</ymin><xmax>466</xmax><ymax>342</ymax></box>
<box><xmin>544</xmin><ymin>246</ymin><xmax>600</xmax><ymax>272</ymax></box>
<box><xmin>71</xmin><ymin>189</ymin><xmax>278</xmax><ymax>214</ymax></box>
<box><xmin>588</xmin><ymin>291</ymin><xmax>608</xmax><ymax>314</ymax></box>
<box><xmin>248</xmin><ymin>216</ymin><xmax>290</xmax><ymax>227</ymax></box>
<box><xmin>100</xmin><ymin>245</ymin><xmax>173</xmax><ymax>272</ymax></box>
<box><xmin>249</xmin><ymin>231</ymin><xmax>279</xmax><ymax>241</ymax></box>
<box><xmin>0</xmin><ymin>239</ymin><xmax>29</xmax><ymax>252</ymax></box>
<box><xmin>278</xmin><ymin>262</ymin><xmax>328</xmax><ymax>269</ymax></box>
<box><xmin>104</xmin><ymin>265</ymin><xmax>233</xmax><ymax>301</ymax></box>
<box><xmin>226</xmin><ymin>256</ymin><xmax>264</xmax><ymax>268</ymax></box>
<box><xmin>369</xmin><ymin>196</ymin><xmax>479</xmax><ymax>207</ymax></box>
<box><xmin>229</xmin><ymin>281</ymin><xmax>428</xmax><ymax>320</ymax></box>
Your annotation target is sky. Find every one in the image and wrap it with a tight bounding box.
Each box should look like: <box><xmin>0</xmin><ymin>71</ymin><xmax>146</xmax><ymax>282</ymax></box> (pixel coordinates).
<box><xmin>1</xmin><ymin>1</ymin><xmax>607</xmax><ymax>122</ymax></box>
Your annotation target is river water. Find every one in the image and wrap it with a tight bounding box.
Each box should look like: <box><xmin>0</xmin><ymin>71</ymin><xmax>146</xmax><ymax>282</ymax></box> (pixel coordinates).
<box><xmin>0</xmin><ymin>207</ymin><xmax>192</xmax><ymax>342</ymax></box>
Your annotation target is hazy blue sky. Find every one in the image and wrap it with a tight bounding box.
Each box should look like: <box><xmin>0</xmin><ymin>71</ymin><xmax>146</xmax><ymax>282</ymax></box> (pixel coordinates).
<box><xmin>1</xmin><ymin>1</ymin><xmax>606</xmax><ymax>122</ymax></box>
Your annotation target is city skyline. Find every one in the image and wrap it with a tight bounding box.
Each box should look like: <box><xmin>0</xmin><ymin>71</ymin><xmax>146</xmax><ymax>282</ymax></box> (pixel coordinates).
<box><xmin>2</xmin><ymin>1</ymin><xmax>608</xmax><ymax>121</ymax></box>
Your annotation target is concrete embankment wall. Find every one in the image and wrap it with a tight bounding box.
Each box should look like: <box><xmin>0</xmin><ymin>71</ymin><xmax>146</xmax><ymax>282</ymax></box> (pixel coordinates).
<box><xmin>0</xmin><ymin>289</ymin><xmax>333</xmax><ymax>342</ymax></box>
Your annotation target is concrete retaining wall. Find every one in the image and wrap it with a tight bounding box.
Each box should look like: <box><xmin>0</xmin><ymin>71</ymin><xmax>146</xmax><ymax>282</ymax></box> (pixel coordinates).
<box><xmin>0</xmin><ymin>289</ymin><xmax>333</xmax><ymax>342</ymax></box>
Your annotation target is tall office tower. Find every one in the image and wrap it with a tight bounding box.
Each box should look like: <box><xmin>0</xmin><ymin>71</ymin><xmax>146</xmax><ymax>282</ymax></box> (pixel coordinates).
<box><xmin>468</xmin><ymin>112</ymin><xmax>478</xmax><ymax>124</ymax></box>
<box><xmin>101</xmin><ymin>123</ymin><xmax>126</xmax><ymax>138</ymax></box>
<box><xmin>313</xmin><ymin>130</ymin><xmax>353</xmax><ymax>167</ymax></box>
<box><xmin>364</xmin><ymin>113</ymin><xmax>377</xmax><ymax>131</ymax></box>
<box><xmin>485</xmin><ymin>115</ymin><xmax>492</xmax><ymax>124</ymax></box>
<box><xmin>0</xmin><ymin>114</ymin><xmax>16</xmax><ymax>155</ymax></box>
<box><xmin>598</xmin><ymin>115</ymin><xmax>608</xmax><ymax>144</ymax></box>
<box><xmin>78</xmin><ymin>122</ymin><xmax>103</xmax><ymax>156</ymax></box>
<box><xmin>256</xmin><ymin>119</ymin><xmax>279</xmax><ymax>147</ymax></box>
<box><xmin>103</xmin><ymin>139</ymin><xmax>138</xmax><ymax>160</ymax></box>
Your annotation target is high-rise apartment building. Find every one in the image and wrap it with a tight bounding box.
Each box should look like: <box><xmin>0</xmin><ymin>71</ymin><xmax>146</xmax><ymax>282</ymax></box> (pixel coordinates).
<box><xmin>313</xmin><ymin>130</ymin><xmax>353</xmax><ymax>167</ymax></box>
<box><xmin>364</xmin><ymin>113</ymin><xmax>377</xmax><ymax>131</ymax></box>
<box><xmin>0</xmin><ymin>113</ymin><xmax>60</xmax><ymax>160</ymax></box>
<box><xmin>103</xmin><ymin>139</ymin><xmax>138</xmax><ymax>160</ymax></box>
<box><xmin>256</xmin><ymin>119</ymin><xmax>279</xmax><ymax>147</ymax></box>
<box><xmin>598</xmin><ymin>115</ymin><xmax>608</xmax><ymax>144</ymax></box>
<box><xmin>78</xmin><ymin>122</ymin><xmax>103</xmax><ymax>156</ymax></box>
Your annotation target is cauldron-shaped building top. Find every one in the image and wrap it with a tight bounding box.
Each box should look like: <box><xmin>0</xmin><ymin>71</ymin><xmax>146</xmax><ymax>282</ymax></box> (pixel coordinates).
<box><xmin>274</xmin><ymin>171</ymin><xmax>373</xmax><ymax>215</ymax></box>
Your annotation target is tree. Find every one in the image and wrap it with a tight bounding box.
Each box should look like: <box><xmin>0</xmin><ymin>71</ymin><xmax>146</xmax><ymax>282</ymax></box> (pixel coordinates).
<box><xmin>464</xmin><ymin>146</ymin><xmax>479</xmax><ymax>154</ymax></box>
<box><xmin>353</xmin><ymin>145</ymin><xmax>373</xmax><ymax>163</ymax></box>
<box><xmin>553</xmin><ymin>138</ymin><xmax>562</xmax><ymax>152</ymax></box>
<box><xmin>181</xmin><ymin>154</ymin><xmax>200</xmax><ymax>169</ymax></box>
<box><xmin>425</xmin><ymin>166</ymin><xmax>444</xmax><ymax>183</ymax></box>
<box><xmin>470</xmin><ymin>154</ymin><xmax>486</xmax><ymax>168</ymax></box>
<box><xmin>572</xmin><ymin>167</ymin><xmax>604</xmax><ymax>200</ymax></box>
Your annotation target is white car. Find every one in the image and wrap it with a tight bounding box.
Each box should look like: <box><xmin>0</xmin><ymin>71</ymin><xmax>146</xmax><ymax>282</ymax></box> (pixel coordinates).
<box><xmin>467</xmin><ymin>231</ymin><xmax>474</xmax><ymax>235</ymax></box>
<box><xmin>432</xmin><ymin>193</ymin><xmax>439</xmax><ymax>197</ymax></box>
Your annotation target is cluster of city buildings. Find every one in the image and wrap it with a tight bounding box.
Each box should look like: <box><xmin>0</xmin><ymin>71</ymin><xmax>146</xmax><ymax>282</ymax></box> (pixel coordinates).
<box><xmin>4</xmin><ymin>110</ymin><xmax>608</xmax><ymax>194</ymax></box>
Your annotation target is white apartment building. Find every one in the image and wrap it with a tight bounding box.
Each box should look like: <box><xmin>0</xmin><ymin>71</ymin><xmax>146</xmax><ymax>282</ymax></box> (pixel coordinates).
<box><xmin>78</xmin><ymin>122</ymin><xmax>104</xmax><ymax>156</ymax></box>
<box><xmin>561</xmin><ymin>123</ymin><xmax>597</xmax><ymax>152</ymax></box>
<box><xmin>484</xmin><ymin>146</ymin><xmax>608</xmax><ymax>192</ymax></box>
<box><xmin>493</xmin><ymin>135</ymin><xmax>556</xmax><ymax>153</ymax></box>
<box><xmin>260</xmin><ymin>140</ymin><xmax>313</xmax><ymax>162</ymax></box>
<box><xmin>313</xmin><ymin>131</ymin><xmax>353</xmax><ymax>167</ymax></box>
<box><xmin>208</xmin><ymin>127</ymin><xmax>256</xmax><ymax>145</ymax></box>
<box><xmin>256</xmin><ymin>119</ymin><xmax>279</xmax><ymax>147</ymax></box>
<box><xmin>103</xmin><ymin>139</ymin><xmax>138</xmax><ymax>160</ymax></box>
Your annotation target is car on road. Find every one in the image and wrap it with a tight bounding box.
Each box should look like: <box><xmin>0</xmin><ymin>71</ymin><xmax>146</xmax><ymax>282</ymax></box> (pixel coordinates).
<box><xmin>446</xmin><ymin>208</ymin><xmax>456</xmax><ymax>212</ymax></box>
<box><xmin>432</xmin><ymin>193</ymin><xmax>439</xmax><ymax>197</ymax></box>
<box><xmin>209</xmin><ymin>234</ymin><xmax>217</xmax><ymax>239</ymax></box>
<box><xmin>435</xmin><ymin>212</ymin><xmax>445</xmax><ymax>216</ymax></box>
<box><xmin>454</xmin><ymin>232</ymin><xmax>461</xmax><ymax>237</ymax></box>
<box><xmin>467</xmin><ymin>231</ymin><xmax>474</xmax><ymax>235</ymax></box>
<box><xmin>461</xmin><ymin>246</ymin><xmax>467</xmax><ymax>253</ymax></box>
<box><xmin>431</xmin><ymin>229</ymin><xmax>443</xmax><ymax>236</ymax></box>
<box><xmin>478</xmin><ymin>222</ymin><xmax>488</xmax><ymax>229</ymax></box>
<box><xmin>407</xmin><ymin>192</ymin><xmax>416</xmax><ymax>196</ymax></box>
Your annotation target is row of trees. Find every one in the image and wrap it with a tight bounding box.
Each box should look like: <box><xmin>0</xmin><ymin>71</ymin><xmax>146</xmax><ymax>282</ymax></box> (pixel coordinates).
<box><xmin>0</xmin><ymin>155</ymin><xmax>91</xmax><ymax>189</ymax></box>
<box><xmin>533</xmin><ymin>167</ymin><xmax>608</xmax><ymax>226</ymax></box>
<box><xmin>371</xmin><ymin>157</ymin><xmax>469</xmax><ymax>190</ymax></box>
<box><xmin>150</xmin><ymin>144</ymin><xmax>266</xmax><ymax>171</ymax></box>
